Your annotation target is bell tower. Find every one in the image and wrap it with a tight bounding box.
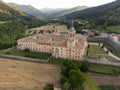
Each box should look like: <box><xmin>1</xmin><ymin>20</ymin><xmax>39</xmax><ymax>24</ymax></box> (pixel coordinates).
<box><xmin>67</xmin><ymin>19</ymin><xmax>76</xmax><ymax>48</ymax></box>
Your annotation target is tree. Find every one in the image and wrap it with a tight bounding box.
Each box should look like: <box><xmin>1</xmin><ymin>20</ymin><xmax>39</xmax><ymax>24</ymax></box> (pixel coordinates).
<box><xmin>44</xmin><ymin>84</ymin><xmax>53</xmax><ymax>90</ymax></box>
<box><xmin>62</xmin><ymin>60</ymin><xmax>78</xmax><ymax>77</ymax></box>
<box><xmin>69</xmin><ymin>69</ymin><xmax>85</xmax><ymax>90</ymax></box>
<box><xmin>62</xmin><ymin>82</ymin><xmax>70</xmax><ymax>90</ymax></box>
<box><xmin>80</xmin><ymin>60</ymin><xmax>90</xmax><ymax>72</ymax></box>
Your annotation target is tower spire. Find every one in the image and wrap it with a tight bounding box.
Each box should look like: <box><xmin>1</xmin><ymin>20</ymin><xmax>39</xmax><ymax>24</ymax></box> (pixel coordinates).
<box><xmin>72</xmin><ymin>19</ymin><xmax>74</xmax><ymax>27</ymax></box>
<box><xmin>68</xmin><ymin>19</ymin><xmax>76</xmax><ymax>32</ymax></box>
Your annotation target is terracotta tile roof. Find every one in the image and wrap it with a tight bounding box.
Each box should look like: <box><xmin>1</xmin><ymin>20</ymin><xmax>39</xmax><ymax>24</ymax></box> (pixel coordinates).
<box><xmin>18</xmin><ymin>33</ymin><xmax>68</xmax><ymax>47</ymax></box>
<box><xmin>59</xmin><ymin>40</ymin><xmax>67</xmax><ymax>47</ymax></box>
<box><xmin>18</xmin><ymin>33</ymin><xmax>86</xmax><ymax>48</ymax></box>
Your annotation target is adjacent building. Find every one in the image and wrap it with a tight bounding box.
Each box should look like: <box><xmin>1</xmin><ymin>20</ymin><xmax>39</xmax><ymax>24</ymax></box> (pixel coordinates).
<box><xmin>106</xmin><ymin>34</ymin><xmax>120</xmax><ymax>51</ymax></box>
<box><xmin>17</xmin><ymin>25</ymin><xmax>87</xmax><ymax>60</ymax></box>
<box><xmin>109</xmin><ymin>34</ymin><xmax>120</xmax><ymax>44</ymax></box>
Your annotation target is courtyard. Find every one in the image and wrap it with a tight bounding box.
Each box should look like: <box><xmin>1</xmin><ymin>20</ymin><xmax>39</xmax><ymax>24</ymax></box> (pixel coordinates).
<box><xmin>87</xmin><ymin>44</ymin><xmax>107</xmax><ymax>58</ymax></box>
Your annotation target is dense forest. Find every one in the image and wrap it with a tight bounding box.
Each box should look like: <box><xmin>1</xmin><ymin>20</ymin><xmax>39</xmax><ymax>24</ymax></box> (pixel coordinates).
<box><xmin>0</xmin><ymin>1</ymin><xmax>46</xmax><ymax>49</ymax></box>
<box><xmin>64</xmin><ymin>0</ymin><xmax>120</xmax><ymax>31</ymax></box>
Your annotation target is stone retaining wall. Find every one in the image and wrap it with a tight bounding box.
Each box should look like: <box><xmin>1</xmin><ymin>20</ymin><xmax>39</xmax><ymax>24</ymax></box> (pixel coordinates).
<box><xmin>0</xmin><ymin>54</ymin><xmax>49</xmax><ymax>63</ymax></box>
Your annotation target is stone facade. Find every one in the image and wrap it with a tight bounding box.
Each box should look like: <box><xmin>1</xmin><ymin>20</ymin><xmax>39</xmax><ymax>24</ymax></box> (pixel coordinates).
<box><xmin>17</xmin><ymin>26</ymin><xmax>87</xmax><ymax>60</ymax></box>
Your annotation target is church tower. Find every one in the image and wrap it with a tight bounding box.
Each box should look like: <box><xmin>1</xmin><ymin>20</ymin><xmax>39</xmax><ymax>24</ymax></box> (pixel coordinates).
<box><xmin>67</xmin><ymin>20</ymin><xmax>76</xmax><ymax>48</ymax></box>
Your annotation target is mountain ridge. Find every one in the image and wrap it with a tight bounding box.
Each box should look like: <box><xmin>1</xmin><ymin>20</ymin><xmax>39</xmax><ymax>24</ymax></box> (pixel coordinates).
<box><xmin>48</xmin><ymin>6</ymin><xmax>87</xmax><ymax>18</ymax></box>
<box><xmin>0</xmin><ymin>1</ymin><xmax>29</xmax><ymax>21</ymax></box>
<box><xmin>8</xmin><ymin>3</ymin><xmax>88</xmax><ymax>19</ymax></box>
<box><xmin>8</xmin><ymin>3</ymin><xmax>47</xmax><ymax>18</ymax></box>
<box><xmin>64</xmin><ymin>0</ymin><xmax>120</xmax><ymax>20</ymax></box>
<box><xmin>40</xmin><ymin>8</ymin><xmax>66</xmax><ymax>15</ymax></box>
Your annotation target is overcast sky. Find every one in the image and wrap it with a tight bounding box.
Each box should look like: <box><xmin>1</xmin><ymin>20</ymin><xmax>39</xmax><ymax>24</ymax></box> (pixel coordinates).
<box><xmin>3</xmin><ymin>0</ymin><xmax>116</xmax><ymax>9</ymax></box>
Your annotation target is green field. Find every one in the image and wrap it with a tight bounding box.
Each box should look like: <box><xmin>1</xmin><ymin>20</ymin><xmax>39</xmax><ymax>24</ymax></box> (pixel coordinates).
<box><xmin>90</xmin><ymin>63</ymin><xmax>120</xmax><ymax>75</ymax></box>
<box><xmin>107</xmin><ymin>26</ymin><xmax>120</xmax><ymax>34</ymax></box>
<box><xmin>87</xmin><ymin>45</ymin><xmax>106</xmax><ymax>58</ymax></box>
<box><xmin>84</xmin><ymin>73</ymin><xmax>99</xmax><ymax>90</ymax></box>
<box><xmin>99</xmin><ymin>85</ymin><xmax>116</xmax><ymax>90</ymax></box>
<box><xmin>1</xmin><ymin>48</ymin><xmax>51</xmax><ymax>60</ymax></box>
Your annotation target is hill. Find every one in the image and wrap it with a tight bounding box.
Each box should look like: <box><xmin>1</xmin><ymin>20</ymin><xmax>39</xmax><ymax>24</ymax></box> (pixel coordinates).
<box><xmin>0</xmin><ymin>0</ymin><xmax>45</xmax><ymax>27</ymax></box>
<box><xmin>49</xmin><ymin>6</ymin><xmax>87</xmax><ymax>18</ymax></box>
<box><xmin>0</xmin><ymin>1</ymin><xmax>46</xmax><ymax>49</ymax></box>
<box><xmin>8</xmin><ymin>3</ymin><xmax>87</xmax><ymax>19</ymax></box>
<box><xmin>8</xmin><ymin>3</ymin><xmax>47</xmax><ymax>18</ymax></box>
<box><xmin>0</xmin><ymin>1</ymin><xmax>28</xmax><ymax>21</ymax></box>
<box><xmin>64</xmin><ymin>0</ymin><xmax>120</xmax><ymax>26</ymax></box>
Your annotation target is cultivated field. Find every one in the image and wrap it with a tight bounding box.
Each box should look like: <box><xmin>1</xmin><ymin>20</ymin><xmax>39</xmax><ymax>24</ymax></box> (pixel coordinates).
<box><xmin>89</xmin><ymin>73</ymin><xmax>120</xmax><ymax>90</ymax></box>
<box><xmin>0</xmin><ymin>58</ymin><xmax>61</xmax><ymax>90</ymax></box>
<box><xmin>89</xmin><ymin>73</ymin><xmax>120</xmax><ymax>86</ymax></box>
<box><xmin>107</xmin><ymin>26</ymin><xmax>120</xmax><ymax>33</ymax></box>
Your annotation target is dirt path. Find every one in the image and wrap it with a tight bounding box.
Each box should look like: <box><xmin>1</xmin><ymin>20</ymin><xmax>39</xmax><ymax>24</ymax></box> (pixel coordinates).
<box><xmin>0</xmin><ymin>58</ymin><xmax>61</xmax><ymax>90</ymax></box>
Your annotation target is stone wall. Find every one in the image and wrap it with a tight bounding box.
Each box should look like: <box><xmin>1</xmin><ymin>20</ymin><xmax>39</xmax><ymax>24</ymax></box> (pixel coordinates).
<box><xmin>0</xmin><ymin>54</ymin><xmax>49</xmax><ymax>63</ymax></box>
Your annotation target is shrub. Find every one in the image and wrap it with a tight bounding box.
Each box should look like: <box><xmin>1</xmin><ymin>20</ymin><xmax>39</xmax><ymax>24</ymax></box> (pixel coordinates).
<box><xmin>44</xmin><ymin>84</ymin><xmax>53</xmax><ymax>90</ymax></box>
<box><xmin>80</xmin><ymin>60</ymin><xmax>90</xmax><ymax>72</ymax></box>
<box><xmin>24</xmin><ymin>49</ymin><xmax>29</xmax><ymax>52</ymax></box>
<box><xmin>69</xmin><ymin>69</ymin><xmax>85</xmax><ymax>89</ymax></box>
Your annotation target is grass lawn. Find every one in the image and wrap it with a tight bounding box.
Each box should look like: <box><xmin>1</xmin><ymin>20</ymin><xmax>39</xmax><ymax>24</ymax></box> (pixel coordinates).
<box><xmin>107</xmin><ymin>26</ymin><xmax>120</xmax><ymax>34</ymax></box>
<box><xmin>84</xmin><ymin>73</ymin><xmax>99</xmax><ymax>90</ymax></box>
<box><xmin>89</xmin><ymin>63</ymin><xmax>120</xmax><ymax>75</ymax></box>
<box><xmin>87</xmin><ymin>45</ymin><xmax>106</xmax><ymax>58</ymax></box>
<box><xmin>1</xmin><ymin>48</ymin><xmax>51</xmax><ymax>60</ymax></box>
<box><xmin>99</xmin><ymin>85</ymin><xmax>116</xmax><ymax>90</ymax></box>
